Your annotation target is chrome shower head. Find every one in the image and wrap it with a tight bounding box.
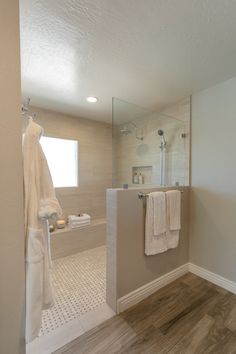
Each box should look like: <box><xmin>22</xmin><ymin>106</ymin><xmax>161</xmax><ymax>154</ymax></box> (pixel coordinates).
<box><xmin>157</xmin><ymin>129</ymin><xmax>166</xmax><ymax>145</ymax></box>
<box><xmin>120</xmin><ymin>126</ymin><xmax>132</xmax><ymax>135</ymax></box>
<box><xmin>120</xmin><ymin>122</ymin><xmax>144</xmax><ymax>141</ymax></box>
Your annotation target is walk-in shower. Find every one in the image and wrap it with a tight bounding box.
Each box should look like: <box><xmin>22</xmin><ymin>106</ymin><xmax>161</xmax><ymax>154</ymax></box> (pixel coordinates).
<box><xmin>112</xmin><ymin>98</ymin><xmax>190</xmax><ymax>187</ymax></box>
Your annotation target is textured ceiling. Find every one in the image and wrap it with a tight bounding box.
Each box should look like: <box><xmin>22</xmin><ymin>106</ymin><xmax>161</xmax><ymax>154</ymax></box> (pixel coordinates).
<box><xmin>20</xmin><ymin>0</ymin><xmax>236</xmax><ymax>123</ymax></box>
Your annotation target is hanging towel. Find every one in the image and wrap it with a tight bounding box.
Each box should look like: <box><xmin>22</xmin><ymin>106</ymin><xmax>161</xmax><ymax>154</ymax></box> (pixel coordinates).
<box><xmin>153</xmin><ymin>192</ymin><xmax>166</xmax><ymax>236</ymax></box>
<box><xmin>145</xmin><ymin>192</ymin><xmax>168</xmax><ymax>256</ymax></box>
<box><xmin>23</xmin><ymin>120</ymin><xmax>62</xmax><ymax>343</ymax></box>
<box><xmin>166</xmin><ymin>190</ymin><xmax>181</xmax><ymax>249</ymax></box>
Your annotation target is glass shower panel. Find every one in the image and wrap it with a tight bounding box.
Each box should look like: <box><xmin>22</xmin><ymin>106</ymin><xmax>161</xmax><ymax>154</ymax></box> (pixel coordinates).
<box><xmin>112</xmin><ymin>97</ymin><xmax>189</xmax><ymax>188</ymax></box>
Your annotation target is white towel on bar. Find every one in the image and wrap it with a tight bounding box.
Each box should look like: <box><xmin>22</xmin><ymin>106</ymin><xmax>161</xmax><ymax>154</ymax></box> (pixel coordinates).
<box><xmin>153</xmin><ymin>192</ymin><xmax>166</xmax><ymax>236</ymax></box>
<box><xmin>166</xmin><ymin>190</ymin><xmax>181</xmax><ymax>249</ymax></box>
<box><xmin>145</xmin><ymin>192</ymin><xmax>168</xmax><ymax>256</ymax></box>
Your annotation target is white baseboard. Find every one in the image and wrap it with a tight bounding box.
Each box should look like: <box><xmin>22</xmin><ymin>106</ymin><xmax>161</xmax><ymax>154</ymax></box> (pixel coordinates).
<box><xmin>117</xmin><ymin>263</ymin><xmax>189</xmax><ymax>313</ymax></box>
<box><xmin>117</xmin><ymin>262</ymin><xmax>236</xmax><ymax>314</ymax></box>
<box><xmin>188</xmin><ymin>262</ymin><xmax>236</xmax><ymax>294</ymax></box>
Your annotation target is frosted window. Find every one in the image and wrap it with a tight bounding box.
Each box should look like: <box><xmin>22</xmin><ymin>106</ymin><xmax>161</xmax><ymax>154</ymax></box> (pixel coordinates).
<box><xmin>40</xmin><ymin>136</ymin><xmax>78</xmax><ymax>188</ymax></box>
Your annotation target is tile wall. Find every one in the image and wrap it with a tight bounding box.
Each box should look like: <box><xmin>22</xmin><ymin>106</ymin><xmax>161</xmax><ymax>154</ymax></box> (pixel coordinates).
<box><xmin>113</xmin><ymin>97</ymin><xmax>190</xmax><ymax>187</ymax></box>
<box><xmin>24</xmin><ymin>107</ymin><xmax>112</xmax><ymax>220</ymax></box>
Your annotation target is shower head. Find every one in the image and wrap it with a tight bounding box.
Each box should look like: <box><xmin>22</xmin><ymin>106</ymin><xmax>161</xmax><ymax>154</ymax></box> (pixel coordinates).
<box><xmin>120</xmin><ymin>126</ymin><xmax>132</xmax><ymax>135</ymax></box>
<box><xmin>120</xmin><ymin>122</ymin><xmax>144</xmax><ymax>141</ymax></box>
<box><xmin>157</xmin><ymin>129</ymin><xmax>166</xmax><ymax>145</ymax></box>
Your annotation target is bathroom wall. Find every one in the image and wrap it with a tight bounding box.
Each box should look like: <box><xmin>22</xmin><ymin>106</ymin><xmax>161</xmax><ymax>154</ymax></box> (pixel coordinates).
<box><xmin>191</xmin><ymin>77</ymin><xmax>236</xmax><ymax>282</ymax></box>
<box><xmin>27</xmin><ymin>106</ymin><xmax>112</xmax><ymax>220</ymax></box>
<box><xmin>106</xmin><ymin>186</ymin><xmax>189</xmax><ymax>309</ymax></box>
<box><xmin>113</xmin><ymin>97</ymin><xmax>190</xmax><ymax>188</ymax></box>
<box><xmin>0</xmin><ymin>1</ymin><xmax>25</xmax><ymax>353</ymax></box>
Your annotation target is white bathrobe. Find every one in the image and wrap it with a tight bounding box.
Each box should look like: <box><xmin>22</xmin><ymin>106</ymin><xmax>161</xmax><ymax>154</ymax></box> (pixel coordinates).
<box><xmin>23</xmin><ymin>120</ymin><xmax>62</xmax><ymax>343</ymax></box>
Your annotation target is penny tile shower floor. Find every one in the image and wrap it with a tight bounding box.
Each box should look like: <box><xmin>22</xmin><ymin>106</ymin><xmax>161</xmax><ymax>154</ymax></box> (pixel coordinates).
<box><xmin>40</xmin><ymin>245</ymin><xmax>106</xmax><ymax>336</ymax></box>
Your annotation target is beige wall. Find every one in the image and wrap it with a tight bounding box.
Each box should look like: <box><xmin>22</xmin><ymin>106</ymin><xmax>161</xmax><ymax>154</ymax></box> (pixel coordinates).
<box><xmin>114</xmin><ymin>97</ymin><xmax>190</xmax><ymax>188</ymax></box>
<box><xmin>191</xmin><ymin>77</ymin><xmax>236</xmax><ymax>281</ymax></box>
<box><xmin>107</xmin><ymin>186</ymin><xmax>189</xmax><ymax>308</ymax></box>
<box><xmin>0</xmin><ymin>1</ymin><xmax>25</xmax><ymax>353</ymax></box>
<box><xmin>25</xmin><ymin>107</ymin><xmax>112</xmax><ymax>220</ymax></box>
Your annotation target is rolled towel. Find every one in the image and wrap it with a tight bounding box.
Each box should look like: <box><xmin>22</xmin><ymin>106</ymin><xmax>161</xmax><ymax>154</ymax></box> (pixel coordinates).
<box><xmin>68</xmin><ymin>214</ymin><xmax>91</xmax><ymax>222</ymax></box>
<box><xmin>145</xmin><ymin>192</ymin><xmax>168</xmax><ymax>256</ymax></box>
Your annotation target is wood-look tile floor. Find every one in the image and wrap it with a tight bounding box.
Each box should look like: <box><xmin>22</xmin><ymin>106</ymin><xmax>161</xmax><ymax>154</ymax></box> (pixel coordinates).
<box><xmin>54</xmin><ymin>273</ymin><xmax>236</xmax><ymax>354</ymax></box>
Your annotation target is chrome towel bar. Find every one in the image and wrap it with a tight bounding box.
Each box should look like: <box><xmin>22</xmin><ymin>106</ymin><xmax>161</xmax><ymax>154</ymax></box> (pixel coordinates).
<box><xmin>138</xmin><ymin>190</ymin><xmax>184</xmax><ymax>200</ymax></box>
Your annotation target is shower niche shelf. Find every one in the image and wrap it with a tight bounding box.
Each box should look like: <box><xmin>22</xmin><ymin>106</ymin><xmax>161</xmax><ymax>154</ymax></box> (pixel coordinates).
<box><xmin>132</xmin><ymin>165</ymin><xmax>152</xmax><ymax>185</ymax></box>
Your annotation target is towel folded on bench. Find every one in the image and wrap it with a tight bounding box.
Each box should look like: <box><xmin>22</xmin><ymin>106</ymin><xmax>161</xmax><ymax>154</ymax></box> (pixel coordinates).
<box><xmin>68</xmin><ymin>213</ymin><xmax>91</xmax><ymax>222</ymax></box>
<box><xmin>68</xmin><ymin>214</ymin><xmax>91</xmax><ymax>229</ymax></box>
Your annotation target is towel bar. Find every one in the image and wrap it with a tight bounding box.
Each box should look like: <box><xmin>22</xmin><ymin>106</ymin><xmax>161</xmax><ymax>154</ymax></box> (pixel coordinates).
<box><xmin>138</xmin><ymin>190</ymin><xmax>184</xmax><ymax>200</ymax></box>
